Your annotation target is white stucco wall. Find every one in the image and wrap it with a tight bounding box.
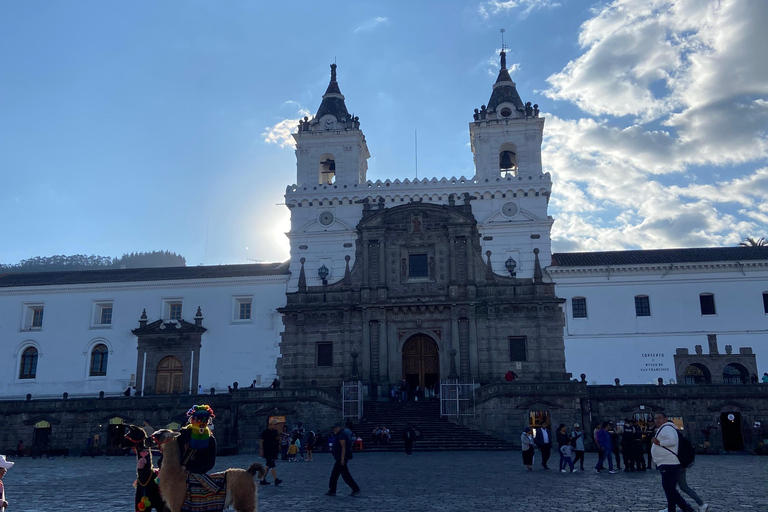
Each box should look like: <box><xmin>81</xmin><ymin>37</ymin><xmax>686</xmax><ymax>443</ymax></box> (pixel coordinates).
<box><xmin>551</xmin><ymin>264</ymin><xmax>768</xmax><ymax>384</ymax></box>
<box><xmin>0</xmin><ymin>275</ymin><xmax>288</xmax><ymax>398</ymax></box>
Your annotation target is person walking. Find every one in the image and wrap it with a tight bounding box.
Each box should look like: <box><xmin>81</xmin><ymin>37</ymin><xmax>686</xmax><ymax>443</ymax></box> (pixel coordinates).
<box><xmin>571</xmin><ymin>423</ymin><xmax>585</xmax><ymax>472</ymax></box>
<box><xmin>326</xmin><ymin>424</ymin><xmax>361</xmax><ymax>497</ymax></box>
<box><xmin>634</xmin><ymin>421</ymin><xmax>647</xmax><ymax>471</ymax></box>
<box><xmin>556</xmin><ymin>424</ymin><xmax>569</xmax><ymax>472</ymax></box>
<box><xmin>259</xmin><ymin>420</ymin><xmax>283</xmax><ymax>486</ymax></box>
<box><xmin>521</xmin><ymin>427</ymin><xmax>536</xmax><ymax>471</ymax></box>
<box><xmin>595</xmin><ymin>422</ymin><xmax>617</xmax><ymax>474</ymax></box>
<box><xmin>651</xmin><ymin>411</ymin><xmax>694</xmax><ymax>512</ymax></box>
<box><xmin>293</xmin><ymin>422</ymin><xmax>306</xmax><ymax>460</ymax></box>
<box><xmin>534</xmin><ymin>421</ymin><xmax>552</xmax><ymax>470</ymax></box>
<box><xmin>403</xmin><ymin>423</ymin><xmax>416</xmax><ymax>456</ymax></box>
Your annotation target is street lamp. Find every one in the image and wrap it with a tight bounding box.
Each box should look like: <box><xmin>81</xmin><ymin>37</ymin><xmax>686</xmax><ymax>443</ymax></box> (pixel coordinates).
<box><xmin>505</xmin><ymin>256</ymin><xmax>517</xmax><ymax>277</ymax></box>
<box><xmin>318</xmin><ymin>264</ymin><xmax>329</xmax><ymax>285</ymax></box>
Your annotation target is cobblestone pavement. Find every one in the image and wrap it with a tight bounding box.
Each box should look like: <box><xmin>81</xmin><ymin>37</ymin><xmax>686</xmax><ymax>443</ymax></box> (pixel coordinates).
<box><xmin>4</xmin><ymin>451</ymin><xmax>767</xmax><ymax>511</ymax></box>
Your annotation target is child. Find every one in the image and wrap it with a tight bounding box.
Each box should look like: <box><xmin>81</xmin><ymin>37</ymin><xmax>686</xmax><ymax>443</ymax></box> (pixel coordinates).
<box><xmin>287</xmin><ymin>439</ymin><xmax>298</xmax><ymax>461</ymax></box>
<box><xmin>0</xmin><ymin>454</ymin><xmax>14</xmax><ymax>510</ymax></box>
<box><xmin>306</xmin><ymin>431</ymin><xmax>315</xmax><ymax>462</ymax></box>
<box><xmin>559</xmin><ymin>441</ymin><xmax>575</xmax><ymax>473</ymax></box>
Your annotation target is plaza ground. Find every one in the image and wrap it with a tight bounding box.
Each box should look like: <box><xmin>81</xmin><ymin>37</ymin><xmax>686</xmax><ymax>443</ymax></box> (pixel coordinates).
<box><xmin>5</xmin><ymin>450</ymin><xmax>767</xmax><ymax>511</ymax></box>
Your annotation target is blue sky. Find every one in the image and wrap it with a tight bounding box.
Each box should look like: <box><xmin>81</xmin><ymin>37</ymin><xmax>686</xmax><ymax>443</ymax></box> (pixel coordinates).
<box><xmin>1</xmin><ymin>0</ymin><xmax>766</xmax><ymax>266</ymax></box>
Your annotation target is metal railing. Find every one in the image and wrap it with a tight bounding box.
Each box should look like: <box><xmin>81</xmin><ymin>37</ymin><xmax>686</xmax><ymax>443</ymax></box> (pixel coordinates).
<box><xmin>342</xmin><ymin>380</ymin><xmax>364</xmax><ymax>419</ymax></box>
<box><xmin>440</xmin><ymin>379</ymin><xmax>476</xmax><ymax>417</ymax></box>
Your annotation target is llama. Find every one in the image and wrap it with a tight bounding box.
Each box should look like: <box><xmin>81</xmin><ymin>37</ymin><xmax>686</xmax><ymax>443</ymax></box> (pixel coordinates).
<box><xmin>123</xmin><ymin>424</ymin><xmax>165</xmax><ymax>512</ymax></box>
<box><xmin>152</xmin><ymin>429</ymin><xmax>266</xmax><ymax>512</ymax></box>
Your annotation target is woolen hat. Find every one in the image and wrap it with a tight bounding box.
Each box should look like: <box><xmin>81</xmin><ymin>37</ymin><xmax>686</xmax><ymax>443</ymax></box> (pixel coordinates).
<box><xmin>0</xmin><ymin>454</ymin><xmax>14</xmax><ymax>470</ymax></box>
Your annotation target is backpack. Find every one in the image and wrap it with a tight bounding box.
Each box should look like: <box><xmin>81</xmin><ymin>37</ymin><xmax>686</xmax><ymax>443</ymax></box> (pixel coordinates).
<box><xmin>660</xmin><ymin>426</ymin><xmax>695</xmax><ymax>468</ymax></box>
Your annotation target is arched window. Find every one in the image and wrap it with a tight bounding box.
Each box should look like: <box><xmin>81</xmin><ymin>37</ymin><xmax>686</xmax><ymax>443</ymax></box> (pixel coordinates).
<box><xmin>499</xmin><ymin>143</ymin><xmax>517</xmax><ymax>178</ymax></box>
<box><xmin>683</xmin><ymin>363</ymin><xmax>711</xmax><ymax>385</ymax></box>
<box><xmin>90</xmin><ymin>344</ymin><xmax>109</xmax><ymax>376</ymax></box>
<box><xmin>19</xmin><ymin>346</ymin><xmax>38</xmax><ymax>379</ymax></box>
<box><xmin>722</xmin><ymin>363</ymin><xmax>749</xmax><ymax>384</ymax></box>
<box><xmin>319</xmin><ymin>154</ymin><xmax>336</xmax><ymax>184</ymax></box>
<box><xmin>634</xmin><ymin>295</ymin><xmax>651</xmax><ymax>317</ymax></box>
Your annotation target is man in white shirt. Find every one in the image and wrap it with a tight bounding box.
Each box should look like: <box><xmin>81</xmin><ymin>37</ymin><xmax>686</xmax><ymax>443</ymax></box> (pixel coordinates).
<box><xmin>651</xmin><ymin>412</ymin><xmax>694</xmax><ymax>512</ymax></box>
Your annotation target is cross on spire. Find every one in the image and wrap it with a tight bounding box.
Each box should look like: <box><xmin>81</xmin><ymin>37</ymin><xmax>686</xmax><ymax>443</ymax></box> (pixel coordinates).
<box><xmin>499</xmin><ymin>28</ymin><xmax>508</xmax><ymax>69</ymax></box>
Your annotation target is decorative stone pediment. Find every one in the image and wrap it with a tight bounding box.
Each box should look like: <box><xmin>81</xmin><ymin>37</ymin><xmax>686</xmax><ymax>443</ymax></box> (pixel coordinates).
<box><xmin>707</xmin><ymin>401</ymin><xmax>753</xmax><ymax>412</ymax></box>
<box><xmin>515</xmin><ymin>399</ymin><xmax>561</xmax><ymax>410</ymax></box>
<box><xmin>132</xmin><ymin>319</ymin><xmax>206</xmax><ymax>336</ymax></box>
<box><xmin>24</xmin><ymin>415</ymin><xmax>61</xmax><ymax>426</ymax></box>
<box><xmin>619</xmin><ymin>402</ymin><xmax>665</xmax><ymax>413</ymax></box>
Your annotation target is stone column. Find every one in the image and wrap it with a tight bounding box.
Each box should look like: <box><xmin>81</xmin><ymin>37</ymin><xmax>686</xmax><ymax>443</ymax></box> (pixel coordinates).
<box><xmin>361</xmin><ymin>318</ymin><xmax>371</xmax><ymax>383</ymax></box>
<box><xmin>378</xmin><ymin>319</ymin><xmax>389</xmax><ymax>397</ymax></box>
<box><xmin>468</xmin><ymin>316</ymin><xmax>479</xmax><ymax>380</ymax></box>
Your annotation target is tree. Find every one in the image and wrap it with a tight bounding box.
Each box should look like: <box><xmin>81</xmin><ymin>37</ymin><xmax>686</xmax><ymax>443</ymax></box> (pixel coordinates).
<box><xmin>739</xmin><ymin>237</ymin><xmax>767</xmax><ymax>247</ymax></box>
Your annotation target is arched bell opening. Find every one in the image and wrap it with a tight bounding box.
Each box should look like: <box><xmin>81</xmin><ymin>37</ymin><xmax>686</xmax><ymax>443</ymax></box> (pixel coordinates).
<box><xmin>722</xmin><ymin>363</ymin><xmax>749</xmax><ymax>384</ymax></box>
<box><xmin>499</xmin><ymin>143</ymin><xmax>517</xmax><ymax>178</ymax></box>
<box><xmin>319</xmin><ymin>153</ymin><xmax>336</xmax><ymax>184</ymax></box>
<box><xmin>683</xmin><ymin>363</ymin><xmax>711</xmax><ymax>385</ymax></box>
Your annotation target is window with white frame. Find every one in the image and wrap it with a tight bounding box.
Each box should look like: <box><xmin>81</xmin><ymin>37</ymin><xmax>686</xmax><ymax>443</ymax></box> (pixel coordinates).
<box><xmin>163</xmin><ymin>299</ymin><xmax>183</xmax><ymax>321</ymax></box>
<box><xmin>232</xmin><ymin>296</ymin><xmax>253</xmax><ymax>322</ymax></box>
<box><xmin>91</xmin><ymin>301</ymin><xmax>114</xmax><ymax>327</ymax></box>
<box><xmin>21</xmin><ymin>303</ymin><xmax>45</xmax><ymax>331</ymax></box>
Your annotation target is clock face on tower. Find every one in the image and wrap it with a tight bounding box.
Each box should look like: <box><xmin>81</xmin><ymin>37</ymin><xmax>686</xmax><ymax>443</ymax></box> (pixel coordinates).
<box><xmin>323</xmin><ymin>118</ymin><xmax>335</xmax><ymax>130</ymax></box>
<box><xmin>501</xmin><ymin>202</ymin><xmax>519</xmax><ymax>218</ymax></box>
<box><xmin>318</xmin><ymin>211</ymin><xmax>335</xmax><ymax>226</ymax></box>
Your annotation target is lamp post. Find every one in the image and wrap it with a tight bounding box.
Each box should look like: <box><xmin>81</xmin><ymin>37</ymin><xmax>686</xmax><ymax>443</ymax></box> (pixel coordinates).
<box><xmin>318</xmin><ymin>264</ymin><xmax>329</xmax><ymax>285</ymax></box>
<box><xmin>505</xmin><ymin>256</ymin><xmax>517</xmax><ymax>278</ymax></box>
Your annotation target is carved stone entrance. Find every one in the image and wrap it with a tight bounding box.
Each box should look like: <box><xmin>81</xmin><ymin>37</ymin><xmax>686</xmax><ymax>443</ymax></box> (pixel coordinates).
<box><xmin>155</xmin><ymin>356</ymin><xmax>184</xmax><ymax>395</ymax></box>
<box><xmin>402</xmin><ymin>335</ymin><xmax>439</xmax><ymax>391</ymax></box>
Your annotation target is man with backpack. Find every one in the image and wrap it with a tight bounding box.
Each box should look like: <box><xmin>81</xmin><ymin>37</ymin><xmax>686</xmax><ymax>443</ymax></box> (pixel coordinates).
<box><xmin>651</xmin><ymin>412</ymin><xmax>697</xmax><ymax>512</ymax></box>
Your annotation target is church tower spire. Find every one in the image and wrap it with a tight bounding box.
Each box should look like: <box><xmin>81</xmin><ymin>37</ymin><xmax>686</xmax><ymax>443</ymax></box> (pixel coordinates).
<box><xmin>292</xmin><ymin>63</ymin><xmax>370</xmax><ymax>188</ymax></box>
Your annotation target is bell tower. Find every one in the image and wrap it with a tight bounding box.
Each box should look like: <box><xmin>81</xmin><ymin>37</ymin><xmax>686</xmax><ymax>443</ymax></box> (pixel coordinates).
<box><xmin>284</xmin><ymin>64</ymin><xmax>370</xmax><ymax>291</ymax></box>
<box><xmin>293</xmin><ymin>64</ymin><xmax>370</xmax><ymax>187</ymax></box>
<box><xmin>469</xmin><ymin>48</ymin><xmax>554</xmax><ymax>276</ymax></box>
<box><xmin>469</xmin><ymin>50</ymin><xmax>544</xmax><ymax>181</ymax></box>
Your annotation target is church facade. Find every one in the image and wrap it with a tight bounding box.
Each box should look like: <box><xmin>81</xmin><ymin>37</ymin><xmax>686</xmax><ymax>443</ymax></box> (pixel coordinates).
<box><xmin>0</xmin><ymin>53</ymin><xmax>767</xmax><ymax>401</ymax></box>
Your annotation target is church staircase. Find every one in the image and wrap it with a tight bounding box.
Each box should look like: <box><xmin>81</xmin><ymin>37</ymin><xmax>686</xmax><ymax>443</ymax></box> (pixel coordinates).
<box><xmin>349</xmin><ymin>400</ymin><xmax>514</xmax><ymax>452</ymax></box>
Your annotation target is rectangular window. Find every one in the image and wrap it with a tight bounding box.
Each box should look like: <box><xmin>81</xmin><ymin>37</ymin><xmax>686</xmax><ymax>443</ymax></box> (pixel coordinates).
<box><xmin>100</xmin><ymin>306</ymin><xmax>113</xmax><ymax>325</ymax></box>
<box><xmin>169</xmin><ymin>303</ymin><xmax>182</xmax><ymax>320</ymax></box>
<box><xmin>700</xmin><ymin>294</ymin><xmax>716</xmax><ymax>315</ymax></box>
<box><xmin>763</xmin><ymin>292</ymin><xmax>768</xmax><ymax>314</ymax></box>
<box><xmin>239</xmin><ymin>301</ymin><xmax>252</xmax><ymax>320</ymax></box>
<box><xmin>316</xmin><ymin>342</ymin><xmax>333</xmax><ymax>367</ymax></box>
<box><xmin>509</xmin><ymin>337</ymin><xmax>527</xmax><ymax>362</ymax></box>
<box><xmin>572</xmin><ymin>297</ymin><xmax>587</xmax><ymax>318</ymax></box>
<box><xmin>408</xmin><ymin>254</ymin><xmax>429</xmax><ymax>278</ymax></box>
<box><xmin>635</xmin><ymin>296</ymin><xmax>651</xmax><ymax>317</ymax></box>
<box><xmin>31</xmin><ymin>308</ymin><xmax>44</xmax><ymax>328</ymax></box>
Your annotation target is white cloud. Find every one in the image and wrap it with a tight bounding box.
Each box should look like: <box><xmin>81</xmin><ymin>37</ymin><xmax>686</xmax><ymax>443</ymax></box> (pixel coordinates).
<box><xmin>262</xmin><ymin>108</ymin><xmax>310</xmax><ymax>149</ymax></box>
<box><xmin>540</xmin><ymin>0</ymin><xmax>768</xmax><ymax>251</ymax></box>
<box><xmin>478</xmin><ymin>0</ymin><xmax>560</xmax><ymax>19</ymax></box>
<box><xmin>354</xmin><ymin>16</ymin><xmax>389</xmax><ymax>33</ymax></box>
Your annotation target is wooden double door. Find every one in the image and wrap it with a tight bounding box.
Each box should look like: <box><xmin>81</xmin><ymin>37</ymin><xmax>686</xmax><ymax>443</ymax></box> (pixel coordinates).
<box><xmin>155</xmin><ymin>356</ymin><xmax>184</xmax><ymax>394</ymax></box>
<box><xmin>402</xmin><ymin>336</ymin><xmax>440</xmax><ymax>390</ymax></box>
